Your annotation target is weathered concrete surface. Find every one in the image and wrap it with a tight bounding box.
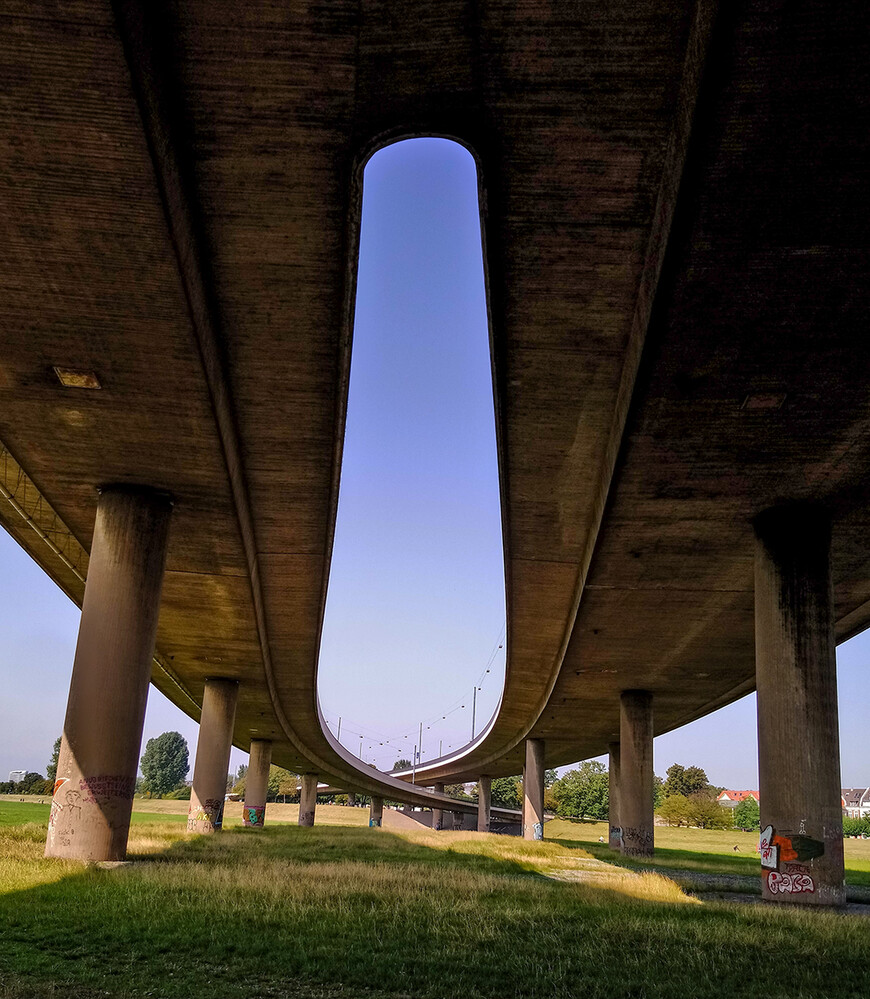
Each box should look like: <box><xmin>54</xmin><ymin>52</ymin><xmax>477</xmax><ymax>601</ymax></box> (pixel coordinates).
<box><xmin>755</xmin><ymin>507</ymin><xmax>845</xmax><ymax>906</ymax></box>
<box><xmin>298</xmin><ymin>774</ymin><xmax>318</xmax><ymax>827</ymax></box>
<box><xmin>188</xmin><ymin>679</ymin><xmax>239</xmax><ymax>833</ymax></box>
<box><xmin>2</xmin><ymin>2</ymin><xmax>869</xmax><ymax>802</ymax></box>
<box><xmin>619</xmin><ymin>691</ymin><xmax>654</xmax><ymax>858</ymax></box>
<box><xmin>369</xmin><ymin>796</ymin><xmax>383</xmax><ymax>828</ymax></box>
<box><xmin>522</xmin><ymin>739</ymin><xmax>545</xmax><ymax>841</ymax></box>
<box><xmin>608</xmin><ymin>742</ymin><xmax>622</xmax><ymax>852</ymax></box>
<box><xmin>431</xmin><ymin>782</ymin><xmax>444</xmax><ymax>831</ymax></box>
<box><xmin>45</xmin><ymin>488</ymin><xmax>172</xmax><ymax>861</ymax></box>
<box><xmin>478</xmin><ymin>776</ymin><xmax>492</xmax><ymax>833</ymax></box>
<box><xmin>242</xmin><ymin>738</ymin><xmax>271</xmax><ymax>829</ymax></box>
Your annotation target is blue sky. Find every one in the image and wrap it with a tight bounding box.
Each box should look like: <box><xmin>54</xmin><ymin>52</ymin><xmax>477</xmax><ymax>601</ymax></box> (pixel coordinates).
<box><xmin>1</xmin><ymin>138</ymin><xmax>866</xmax><ymax>790</ymax></box>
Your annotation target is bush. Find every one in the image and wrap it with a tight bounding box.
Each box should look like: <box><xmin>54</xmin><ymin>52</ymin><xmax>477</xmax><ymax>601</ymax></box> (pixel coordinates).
<box><xmin>164</xmin><ymin>786</ymin><xmax>191</xmax><ymax>800</ymax></box>
<box><xmin>844</xmin><ymin>816</ymin><xmax>870</xmax><ymax>837</ymax></box>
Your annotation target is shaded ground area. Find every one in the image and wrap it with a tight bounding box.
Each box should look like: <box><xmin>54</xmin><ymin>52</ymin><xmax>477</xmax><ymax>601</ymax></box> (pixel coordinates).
<box><xmin>2</xmin><ymin>805</ymin><xmax>870</xmax><ymax>998</ymax></box>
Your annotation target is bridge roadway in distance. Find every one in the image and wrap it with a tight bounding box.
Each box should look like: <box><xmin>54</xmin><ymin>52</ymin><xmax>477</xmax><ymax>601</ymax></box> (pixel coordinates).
<box><xmin>1</xmin><ymin>0</ymin><xmax>868</xmax><ymax>832</ymax></box>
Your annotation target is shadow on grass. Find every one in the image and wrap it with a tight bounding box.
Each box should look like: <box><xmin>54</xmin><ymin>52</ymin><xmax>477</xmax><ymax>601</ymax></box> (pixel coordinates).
<box><xmin>3</xmin><ymin>821</ymin><xmax>870</xmax><ymax>999</ymax></box>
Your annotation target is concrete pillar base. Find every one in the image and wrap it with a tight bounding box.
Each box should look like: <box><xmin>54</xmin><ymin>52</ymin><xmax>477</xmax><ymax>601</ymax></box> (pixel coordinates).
<box><xmin>242</xmin><ymin>738</ymin><xmax>271</xmax><ymax>829</ymax></box>
<box><xmin>45</xmin><ymin>487</ymin><xmax>173</xmax><ymax>862</ymax></box>
<box><xmin>478</xmin><ymin>776</ymin><xmax>492</xmax><ymax>832</ymax></box>
<box><xmin>432</xmin><ymin>782</ymin><xmax>444</xmax><ymax>830</ymax></box>
<box><xmin>299</xmin><ymin>774</ymin><xmax>317</xmax><ymax>826</ymax></box>
<box><xmin>523</xmin><ymin>738</ymin><xmax>545</xmax><ymax>841</ymax></box>
<box><xmin>620</xmin><ymin>690</ymin><xmax>654</xmax><ymax>857</ymax></box>
<box><xmin>188</xmin><ymin>678</ymin><xmax>239</xmax><ymax>834</ymax></box>
<box><xmin>608</xmin><ymin>741</ymin><xmax>622</xmax><ymax>851</ymax></box>
<box><xmin>370</xmin><ymin>795</ymin><xmax>384</xmax><ymax>827</ymax></box>
<box><xmin>755</xmin><ymin>506</ymin><xmax>845</xmax><ymax>906</ymax></box>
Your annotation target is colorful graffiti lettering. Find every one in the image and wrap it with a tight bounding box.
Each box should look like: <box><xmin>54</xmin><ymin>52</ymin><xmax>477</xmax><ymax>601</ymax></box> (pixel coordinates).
<box><xmin>187</xmin><ymin>797</ymin><xmax>225</xmax><ymax>831</ymax></box>
<box><xmin>369</xmin><ymin>817</ymin><xmax>382</xmax><ymax>828</ymax></box>
<box><xmin>760</xmin><ymin>824</ymin><xmax>823</xmax><ymax>870</ymax></box>
<box><xmin>768</xmin><ymin>869</ymin><xmax>815</xmax><ymax>895</ymax></box>
<box><xmin>609</xmin><ymin>825</ymin><xmax>624</xmax><ymax>850</ymax></box>
<box><xmin>243</xmin><ymin>805</ymin><xmax>265</xmax><ymax>827</ymax></box>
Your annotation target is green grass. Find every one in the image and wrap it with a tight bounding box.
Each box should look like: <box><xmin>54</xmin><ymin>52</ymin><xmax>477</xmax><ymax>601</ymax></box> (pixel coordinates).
<box><xmin>1</xmin><ymin>805</ymin><xmax>870</xmax><ymax>998</ymax></box>
<box><xmin>548</xmin><ymin>818</ymin><xmax>870</xmax><ymax>886</ymax></box>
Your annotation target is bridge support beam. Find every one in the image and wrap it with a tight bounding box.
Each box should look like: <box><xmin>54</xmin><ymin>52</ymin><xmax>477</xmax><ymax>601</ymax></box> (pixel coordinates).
<box><xmin>619</xmin><ymin>690</ymin><xmax>654</xmax><ymax>857</ymax></box>
<box><xmin>370</xmin><ymin>795</ymin><xmax>383</xmax><ymax>827</ymax></box>
<box><xmin>477</xmin><ymin>776</ymin><xmax>492</xmax><ymax>832</ymax></box>
<box><xmin>188</xmin><ymin>678</ymin><xmax>239</xmax><ymax>833</ymax></box>
<box><xmin>523</xmin><ymin>738</ymin><xmax>545</xmax><ymax>840</ymax></box>
<box><xmin>755</xmin><ymin>506</ymin><xmax>845</xmax><ymax>906</ymax></box>
<box><xmin>45</xmin><ymin>487</ymin><xmax>172</xmax><ymax>862</ymax></box>
<box><xmin>608</xmin><ymin>741</ymin><xmax>622</xmax><ymax>851</ymax></box>
<box><xmin>242</xmin><ymin>738</ymin><xmax>271</xmax><ymax>829</ymax></box>
<box><xmin>298</xmin><ymin>774</ymin><xmax>317</xmax><ymax>826</ymax></box>
<box><xmin>432</xmin><ymin>782</ymin><xmax>444</xmax><ymax>830</ymax></box>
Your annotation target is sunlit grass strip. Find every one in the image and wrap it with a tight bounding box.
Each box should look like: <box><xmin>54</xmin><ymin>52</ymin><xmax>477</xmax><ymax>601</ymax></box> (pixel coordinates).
<box><xmin>2</xmin><ymin>819</ymin><xmax>870</xmax><ymax>999</ymax></box>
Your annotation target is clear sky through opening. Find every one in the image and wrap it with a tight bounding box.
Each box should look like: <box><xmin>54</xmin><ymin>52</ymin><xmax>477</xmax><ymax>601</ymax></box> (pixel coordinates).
<box><xmin>316</xmin><ymin>138</ymin><xmax>507</xmax><ymax>771</ymax></box>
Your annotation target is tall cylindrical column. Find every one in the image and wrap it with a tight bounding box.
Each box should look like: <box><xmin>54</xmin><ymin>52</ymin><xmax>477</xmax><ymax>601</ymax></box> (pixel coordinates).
<box><xmin>187</xmin><ymin>679</ymin><xmax>239</xmax><ymax>833</ymax></box>
<box><xmin>608</xmin><ymin>741</ymin><xmax>622</xmax><ymax>851</ymax></box>
<box><xmin>242</xmin><ymin>739</ymin><xmax>272</xmax><ymax>828</ymax></box>
<box><xmin>478</xmin><ymin>775</ymin><xmax>492</xmax><ymax>832</ymax></box>
<box><xmin>370</xmin><ymin>795</ymin><xmax>384</xmax><ymax>827</ymax></box>
<box><xmin>523</xmin><ymin>738</ymin><xmax>545</xmax><ymax>840</ymax></box>
<box><xmin>620</xmin><ymin>691</ymin><xmax>654</xmax><ymax>857</ymax></box>
<box><xmin>432</xmin><ymin>782</ymin><xmax>444</xmax><ymax>830</ymax></box>
<box><xmin>755</xmin><ymin>506</ymin><xmax>844</xmax><ymax>906</ymax></box>
<box><xmin>299</xmin><ymin>773</ymin><xmax>318</xmax><ymax>826</ymax></box>
<box><xmin>45</xmin><ymin>487</ymin><xmax>173</xmax><ymax>862</ymax></box>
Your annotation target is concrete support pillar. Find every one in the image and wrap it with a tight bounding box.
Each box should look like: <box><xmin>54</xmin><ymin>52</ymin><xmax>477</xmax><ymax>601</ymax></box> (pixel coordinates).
<box><xmin>348</xmin><ymin>792</ymin><xmax>357</xmax><ymax>807</ymax></box>
<box><xmin>522</xmin><ymin>738</ymin><xmax>545</xmax><ymax>840</ymax></box>
<box><xmin>242</xmin><ymin>738</ymin><xmax>271</xmax><ymax>829</ymax></box>
<box><xmin>451</xmin><ymin>810</ymin><xmax>463</xmax><ymax>831</ymax></box>
<box><xmin>431</xmin><ymin>782</ymin><xmax>444</xmax><ymax>830</ymax></box>
<box><xmin>298</xmin><ymin>774</ymin><xmax>317</xmax><ymax>826</ymax></box>
<box><xmin>370</xmin><ymin>795</ymin><xmax>383</xmax><ymax>827</ymax></box>
<box><xmin>755</xmin><ymin>506</ymin><xmax>844</xmax><ymax>906</ymax></box>
<box><xmin>187</xmin><ymin>678</ymin><xmax>239</xmax><ymax>833</ymax></box>
<box><xmin>608</xmin><ymin>741</ymin><xmax>622</xmax><ymax>851</ymax></box>
<box><xmin>477</xmin><ymin>776</ymin><xmax>492</xmax><ymax>832</ymax></box>
<box><xmin>45</xmin><ymin>487</ymin><xmax>173</xmax><ymax>862</ymax></box>
<box><xmin>619</xmin><ymin>690</ymin><xmax>654</xmax><ymax>857</ymax></box>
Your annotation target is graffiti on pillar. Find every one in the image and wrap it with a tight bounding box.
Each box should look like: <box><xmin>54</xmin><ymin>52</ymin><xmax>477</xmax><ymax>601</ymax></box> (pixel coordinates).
<box><xmin>188</xmin><ymin>797</ymin><xmax>225</xmax><ymax>831</ymax></box>
<box><xmin>533</xmin><ymin>822</ymin><xmax>543</xmax><ymax>841</ymax></box>
<box><xmin>369</xmin><ymin>817</ymin><xmax>381</xmax><ymax>828</ymax></box>
<box><xmin>243</xmin><ymin>805</ymin><xmax>265</xmax><ymax>827</ymax></box>
<box><xmin>759</xmin><ymin>825</ymin><xmax>778</xmax><ymax>869</ymax></box>
<box><xmin>623</xmin><ymin>827</ymin><xmax>653</xmax><ymax>854</ymax></box>
<box><xmin>609</xmin><ymin>826</ymin><xmax>624</xmax><ymax>850</ymax></box>
<box><xmin>768</xmin><ymin>864</ymin><xmax>815</xmax><ymax>895</ymax></box>
<box><xmin>760</xmin><ymin>824</ymin><xmax>824</xmax><ymax>871</ymax></box>
<box><xmin>78</xmin><ymin>775</ymin><xmax>136</xmax><ymax>804</ymax></box>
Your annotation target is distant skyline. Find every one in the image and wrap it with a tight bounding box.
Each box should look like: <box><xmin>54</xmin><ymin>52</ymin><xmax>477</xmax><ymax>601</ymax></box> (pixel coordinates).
<box><xmin>1</xmin><ymin>138</ymin><xmax>867</xmax><ymax>791</ymax></box>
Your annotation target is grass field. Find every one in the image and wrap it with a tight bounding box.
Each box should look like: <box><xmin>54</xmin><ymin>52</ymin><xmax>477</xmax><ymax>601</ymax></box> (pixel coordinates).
<box><xmin>2</xmin><ymin>801</ymin><xmax>870</xmax><ymax>998</ymax></box>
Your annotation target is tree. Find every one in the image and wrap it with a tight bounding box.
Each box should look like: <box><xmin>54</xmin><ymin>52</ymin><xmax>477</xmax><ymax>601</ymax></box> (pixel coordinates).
<box><xmin>393</xmin><ymin>758</ymin><xmax>412</xmax><ymax>771</ymax></box>
<box><xmin>444</xmin><ymin>783</ymin><xmax>473</xmax><ymax>801</ymax></box>
<box><xmin>544</xmin><ymin>769</ymin><xmax>558</xmax><ymax>788</ymax></box>
<box><xmin>16</xmin><ymin>772</ymin><xmax>46</xmax><ymax>794</ymax></box>
<box><xmin>46</xmin><ymin>736</ymin><xmax>61</xmax><ymax>783</ymax></box>
<box><xmin>268</xmin><ymin>766</ymin><xmax>299</xmax><ymax>802</ymax></box>
<box><xmin>236</xmin><ymin>764</ymin><xmax>248</xmax><ymax>782</ymax></box>
<box><xmin>663</xmin><ymin>763</ymin><xmax>710</xmax><ymax>798</ymax></box>
<box><xmin>733</xmin><ymin>795</ymin><xmax>760</xmax><ymax>830</ymax></box>
<box><xmin>657</xmin><ymin>793</ymin><xmax>690</xmax><ymax>826</ymax></box>
<box><xmin>139</xmin><ymin>732</ymin><xmax>189</xmax><ymax>797</ymax></box>
<box><xmin>653</xmin><ymin>773</ymin><xmax>665</xmax><ymax>810</ymax></box>
<box><xmin>551</xmin><ymin>761</ymin><xmax>609</xmax><ymax>819</ymax></box>
<box><xmin>490</xmin><ymin>776</ymin><xmax>521</xmax><ymax>809</ymax></box>
<box><xmin>686</xmin><ymin>793</ymin><xmax>732</xmax><ymax>829</ymax></box>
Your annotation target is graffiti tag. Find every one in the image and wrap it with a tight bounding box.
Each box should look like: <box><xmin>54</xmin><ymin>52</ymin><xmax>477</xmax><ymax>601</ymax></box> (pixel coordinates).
<box><xmin>768</xmin><ymin>869</ymin><xmax>815</xmax><ymax>895</ymax></box>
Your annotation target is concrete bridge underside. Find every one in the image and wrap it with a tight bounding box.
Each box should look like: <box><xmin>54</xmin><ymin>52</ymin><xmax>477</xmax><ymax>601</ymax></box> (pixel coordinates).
<box><xmin>1</xmin><ymin>0</ymin><xmax>868</xmax><ymax>891</ymax></box>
